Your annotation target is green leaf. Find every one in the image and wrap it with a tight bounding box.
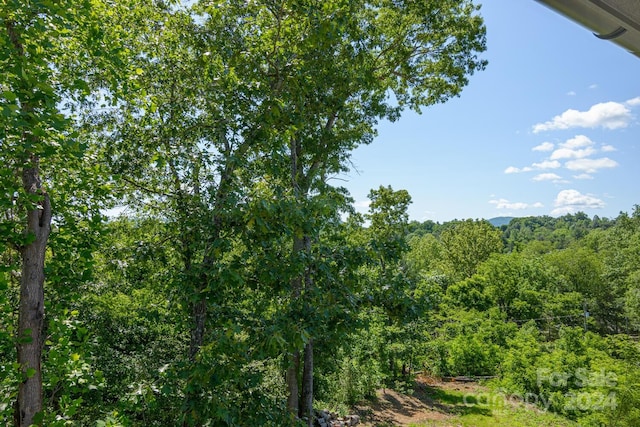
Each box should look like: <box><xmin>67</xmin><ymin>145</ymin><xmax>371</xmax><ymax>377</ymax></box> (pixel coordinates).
<box><xmin>2</xmin><ymin>90</ymin><xmax>17</xmax><ymax>101</ymax></box>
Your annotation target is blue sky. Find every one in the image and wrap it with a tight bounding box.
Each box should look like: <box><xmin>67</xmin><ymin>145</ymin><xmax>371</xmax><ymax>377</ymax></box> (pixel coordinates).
<box><xmin>342</xmin><ymin>0</ymin><xmax>640</xmax><ymax>223</ymax></box>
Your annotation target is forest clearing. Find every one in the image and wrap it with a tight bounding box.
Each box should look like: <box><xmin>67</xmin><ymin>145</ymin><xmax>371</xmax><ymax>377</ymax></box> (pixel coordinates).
<box><xmin>356</xmin><ymin>376</ymin><xmax>578</xmax><ymax>427</ymax></box>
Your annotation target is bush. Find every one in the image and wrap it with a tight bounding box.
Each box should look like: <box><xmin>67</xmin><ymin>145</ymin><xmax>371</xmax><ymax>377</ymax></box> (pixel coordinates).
<box><xmin>498</xmin><ymin>326</ymin><xmax>640</xmax><ymax>426</ymax></box>
<box><xmin>425</xmin><ymin>310</ymin><xmax>515</xmax><ymax>377</ymax></box>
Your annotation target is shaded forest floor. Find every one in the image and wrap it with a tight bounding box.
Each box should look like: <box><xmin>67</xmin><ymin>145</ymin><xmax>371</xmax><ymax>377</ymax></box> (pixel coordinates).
<box><xmin>353</xmin><ymin>376</ymin><xmax>578</xmax><ymax>427</ymax></box>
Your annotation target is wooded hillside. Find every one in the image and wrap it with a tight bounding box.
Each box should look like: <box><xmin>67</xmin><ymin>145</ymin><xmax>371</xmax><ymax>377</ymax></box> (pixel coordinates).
<box><xmin>2</xmin><ymin>1</ymin><xmax>638</xmax><ymax>427</ymax></box>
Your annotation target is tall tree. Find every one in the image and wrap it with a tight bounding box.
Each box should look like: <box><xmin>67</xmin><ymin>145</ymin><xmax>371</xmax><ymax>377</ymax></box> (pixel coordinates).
<box><xmin>95</xmin><ymin>6</ymin><xmax>218</xmax><ymax>363</ymax></box>
<box><xmin>88</xmin><ymin>5</ymin><xmax>287</xmax><ymax>424</ymax></box>
<box><xmin>365</xmin><ymin>186</ymin><xmax>418</xmax><ymax>377</ymax></box>
<box><xmin>440</xmin><ymin>219</ymin><xmax>503</xmax><ymax>280</ymax></box>
<box><xmin>1</xmin><ymin>2</ymin><xmax>93</xmax><ymax>424</ymax></box>
<box><xmin>1</xmin><ymin>0</ymin><xmax>144</xmax><ymax>423</ymax></box>
<box><xmin>367</xmin><ymin>186</ymin><xmax>412</xmax><ymax>275</ymax></box>
<box><xmin>194</xmin><ymin>1</ymin><xmax>487</xmax><ymax>421</ymax></box>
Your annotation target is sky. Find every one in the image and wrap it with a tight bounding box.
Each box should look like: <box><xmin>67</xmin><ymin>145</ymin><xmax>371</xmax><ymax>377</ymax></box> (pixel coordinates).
<box><xmin>342</xmin><ymin>0</ymin><xmax>640</xmax><ymax>223</ymax></box>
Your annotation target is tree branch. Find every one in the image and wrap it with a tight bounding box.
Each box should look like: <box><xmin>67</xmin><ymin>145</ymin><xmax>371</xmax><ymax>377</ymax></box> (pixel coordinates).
<box><xmin>121</xmin><ymin>176</ymin><xmax>173</xmax><ymax>197</ymax></box>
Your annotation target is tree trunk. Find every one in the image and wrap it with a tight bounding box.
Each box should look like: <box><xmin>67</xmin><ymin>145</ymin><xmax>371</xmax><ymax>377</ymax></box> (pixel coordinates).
<box><xmin>389</xmin><ymin>355</ymin><xmax>395</xmax><ymax>379</ymax></box>
<box><xmin>15</xmin><ymin>160</ymin><xmax>51</xmax><ymax>427</ymax></box>
<box><xmin>300</xmin><ymin>339</ymin><xmax>314</xmax><ymax>425</ymax></box>
<box><xmin>7</xmin><ymin>18</ymin><xmax>51</xmax><ymax>426</ymax></box>
<box><xmin>300</xmin><ymin>233</ymin><xmax>314</xmax><ymax>424</ymax></box>
<box><xmin>286</xmin><ymin>350</ymin><xmax>300</xmax><ymax>420</ymax></box>
<box><xmin>187</xmin><ymin>217</ymin><xmax>221</xmax><ymax>361</ymax></box>
<box><xmin>188</xmin><ymin>298</ymin><xmax>207</xmax><ymax>361</ymax></box>
<box><xmin>183</xmin><ymin>219</ymin><xmax>219</xmax><ymax>427</ymax></box>
<box><xmin>288</xmin><ymin>134</ymin><xmax>318</xmax><ymax>422</ymax></box>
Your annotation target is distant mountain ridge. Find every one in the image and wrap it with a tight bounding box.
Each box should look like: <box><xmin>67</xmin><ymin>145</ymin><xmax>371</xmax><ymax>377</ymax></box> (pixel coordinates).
<box><xmin>488</xmin><ymin>216</ymin><xmax>515</xmax><ymax>227</ymax></box>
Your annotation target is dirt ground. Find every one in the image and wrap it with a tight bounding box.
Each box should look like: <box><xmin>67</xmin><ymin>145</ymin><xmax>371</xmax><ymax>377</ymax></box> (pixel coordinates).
<box><xmin>354</xmin><ymin>376</ymin><xmax>487</xmax><ymax>427</ymax></box>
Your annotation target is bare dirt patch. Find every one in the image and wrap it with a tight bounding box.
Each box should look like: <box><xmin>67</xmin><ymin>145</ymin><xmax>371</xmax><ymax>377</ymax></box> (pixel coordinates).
<box><xmin>354</xmin><ymin>376</ymin><xmax>491</xmax><ymax>427</ymax></box>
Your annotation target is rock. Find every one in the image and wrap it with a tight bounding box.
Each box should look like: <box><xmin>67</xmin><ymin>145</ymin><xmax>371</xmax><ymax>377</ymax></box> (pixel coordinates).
<box><xmin>314</xmin><ymin>408</ymin><xmax>359</xmax><ymax>427</ymax></box>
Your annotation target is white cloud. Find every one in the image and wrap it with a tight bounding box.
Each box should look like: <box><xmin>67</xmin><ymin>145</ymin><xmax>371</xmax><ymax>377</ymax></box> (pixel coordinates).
<box><xmin>554</xmin><ymin>206</ymin><xmax>581</xmax><ymax>215</ymax></box>
<box><xmin>551</xmin><ymin>207</ymin><xmax>574</xmax><ymax>216</ymax></box>
<box><xmin>625</xmin><ymin>96</ymin><xmax>640</xmax><ymax>107</ymax></box>
<box><xmin>549</xmin><ymin>135</ymin><xmax>596</xmax><ymax>160</ymax></box>
<box><xmin>565</xmin><ymin>157</ymin><xmax>618</xmax><ymax>173</ymax></box>
<box><xmin>505</xmin><ymin>160</ymin><xmax>562</xmax><ymax>174</ymax></box>
<box><xmin>490</xmin><ymin>198</ymin><xmax>543</xmax><ymax>210</ymax></box>
<box><xmin>532</xmin><ymin>101</ymin><xmax>632</xmax><ymax>133</ymax></box>
<box><xmin>532</xmin><ymin>173</ymin><xmax>563</xmax><ymax>182</ymax></box>
<box><xmin>533</xmin><ymin>142</ymin><xmax>554</xmax><ymax>152</ymax></box>
<box><xmin>551</xmin><ymin>147</ymin><xmax>596</xmax><ymax>160</ymax></box>
<box><xmin>532</xmin><ymin>160</ymin><xmax>561</xmax><ymax>169</ymax></box>
<box><xmin>563</xmin><ymin>135</ymin><xmax>593</xmax><ymax>148</ymax></box>
<box><xmin>505</xmin><ymin>133</ymin><xmax>620</xmax><ymax>177</ymax></box>
<box><xmin>505</xmin><ymin>160</ymin><xmax>561</xmax><ymax>174</ymax></box>
<box><xmin>589</xmin><ymin>84</ymin><xmax>598</xmax><ymax>90</ymax></box>
<box><xmin>567</xmin><ymin>91</ymin><xmax>576</xmax><ymax>96</ymax></box>
<box><xmin>504</xmin><ymin>166</ymin><xmax>520</xmax><ymax>174</ymax></box>
<box><xmin>573</xmin><ymin>173</ymin><xmax>593</xmax><ymax>180</ymax></box>
<box><xmin>504</xmin><ymin>166</ymin><xmax>534</xmax><ymax>174</ymax></box>
<box><xmin>551</xmin><ymin>189</ymin><xmax>605</xmax><ymax>215</ymax></box>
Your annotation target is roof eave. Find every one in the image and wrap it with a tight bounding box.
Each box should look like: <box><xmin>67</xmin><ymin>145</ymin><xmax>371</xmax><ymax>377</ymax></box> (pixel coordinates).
<box><xmin>536</xmin><ymin>0</ymin><xmax>640</xmax><ymax>58</ymax></box>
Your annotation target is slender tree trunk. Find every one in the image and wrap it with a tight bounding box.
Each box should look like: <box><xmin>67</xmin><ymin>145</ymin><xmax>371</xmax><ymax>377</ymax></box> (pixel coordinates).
<box><xmin>177</xmin><ymin>220</ymin><xmax>205</xmax><ymax>364</ymax></box>
<box><xmin>389</xmin><ymin>355</ymin><xmax>395</xmax><ymax>379</ymax></box>
<box><xmin>182</xmin><ymin>286</ymin><xmax>209</xmax><ymax>427</ymax></box>
<box><xmin>288</xmin><ymin>228</ymin><xmax>317</xmax><ymax>422</ymax></box>
<box><xmin>183</xmin><ymin>221</ymin><xmax>219</xmax><ymax>427</ymax></box>
<box><xmin>286</xmin><ymin>350</ymin><xmax>300</xmax><ymax>419</ymax></box>
<box><xmin>7</xmin><ymin>19</ymin><xmax>51</xmax><ymax>426</ymax></box>
<box><xmin>286</xmin><ymin>232</ymin><xmax>306</xmax><ymax>419</ymax></box>
<box><xmin>186</xmin><ymin>211</ymin><xmax>221</xmax><ymax>361</ymax></box>
<box><xmin>15</xmin><ymin>159</ymin><xmax>51</xmax><ymax>427</ymax></box>
<box><xmin>300</xmin><ymin>233</ymin><xmax>314</xmax><ymax>424</ymax></box>
<box><xmin>288</xmin><ymin>133</ymin><xmax>319</xmax><ymax>422</ymax></box>
<box><xmin>300</xmin><ymin>339</ymin><xmax>314</xmax><ymax>425</ymax></box>
<box><xmin>188</xmin><ymin>298</ymin><xmax>207</xmax><ymax>361</ymax></box>
<box><xmin>183</xmin><ymin>150</ymin><xmax>240</xmax><ymax>360</ymax></box>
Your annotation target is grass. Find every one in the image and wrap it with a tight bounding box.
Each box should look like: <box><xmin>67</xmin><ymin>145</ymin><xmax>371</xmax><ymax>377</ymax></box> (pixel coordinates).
<box><xmin>407</xmin><ymin>386</ymin><xmax>578</xmax><ymax>427</ymax></box>
<box><xmin>357</xmin><ymin>377</ymin><xmax>581</xmax><ymax>427</ymax></box>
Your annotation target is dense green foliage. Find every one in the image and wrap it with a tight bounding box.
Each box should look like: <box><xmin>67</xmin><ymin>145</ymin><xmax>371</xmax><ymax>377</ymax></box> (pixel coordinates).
<box><xmin>1</xmin><ymin>1</ymin><xmax>639</xmax><ymax>427</ymax></box>
<box><xmin>413</xmin><ymin>210</ymin><xmax>640</xmax><ymax>426</ymax></box>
